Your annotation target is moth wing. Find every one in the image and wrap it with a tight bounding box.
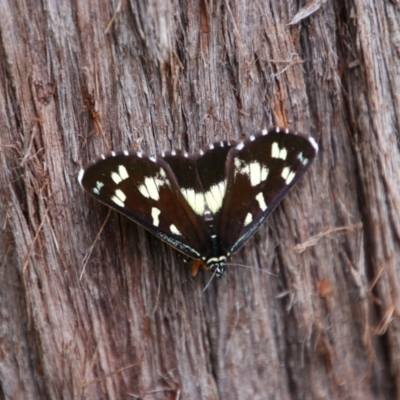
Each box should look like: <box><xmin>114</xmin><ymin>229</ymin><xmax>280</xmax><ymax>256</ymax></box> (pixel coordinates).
<box><xmin>217</xmin><ymin>129</ymin><xmax>318</xmax><ymax>254</ymax></box>
<box><xmin>79</xmin><ymin>152</ymin><xmax>211</xmax><ymax>260</ymax></box>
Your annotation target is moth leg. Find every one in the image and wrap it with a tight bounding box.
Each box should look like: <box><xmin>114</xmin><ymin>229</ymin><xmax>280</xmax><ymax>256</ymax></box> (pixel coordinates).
<box><xmin>191</xmin><ymin>259</ymin><xmax>208</xmax><ymax>276</ymax></box>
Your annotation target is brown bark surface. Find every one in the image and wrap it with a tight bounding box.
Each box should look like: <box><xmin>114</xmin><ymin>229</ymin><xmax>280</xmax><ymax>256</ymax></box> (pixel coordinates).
<box><xmin>1</xmin><ymin>0</ymin><xmax>399</xmax><ymax>399</ymax></box>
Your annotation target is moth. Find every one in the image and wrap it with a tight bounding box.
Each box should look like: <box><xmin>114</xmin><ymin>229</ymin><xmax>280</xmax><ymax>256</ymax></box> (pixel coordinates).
<box><xmin>79</xmin><ymin>127</ymin><xmax>318</xmax><ymax>277</ymax></box>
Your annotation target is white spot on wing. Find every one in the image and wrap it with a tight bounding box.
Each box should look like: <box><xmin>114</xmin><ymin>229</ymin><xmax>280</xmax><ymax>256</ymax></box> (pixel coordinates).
<box><xmin>261</xmin><ymin>165</ymin><xmax>269</xmax><ymax>181</ymax></box>
<box><xmin>92</xmin><ymin>181</ymin><xmax>104</xmax><ymax>195</ymax></box>
<box><xmin>115</xmin><ymin>189</ymin><xmax>126</xmax><ymax>202</ymax></box>
<box><xmin>181</xmin><ymin>188</ymin><xmax>205</xmax><ymax>216</ymax></box>
<box><xmin>234</xmin><ymin>157</ymin><xmax>243</xmax><ymax>171</ymax></box>
<box><xmin>271</xmin><ymin>142</ymin><xmax>287</xmax><ymax>160</ymax></box>
<box><xmin>170</xmin><ymin>224</ymin><xmax>181</xmax><ymax>236</ymax></box>
<box><xmin>111</xmin><ymin>196</ymin><xmax>124</xmax><ymax>207</ymax></box>
<box><xmin>151</xmin><ymin>207</ymin><xmax>161</xmax><ymax>226</ymax></box>
<box><xmin>234</xmin><ymin>158</ymin><xmax>250</xmax><ymax>178</ymax></box>
<box><xmin>111</xmin><ymin>189</ymin><xmax>127</xmax><ymax>207</ymax></box>
<box><xmin>118</xmin><ymin>165</ymin><xmax>129</xmax><ymax>180</ymax></box>
<box><xmin>244</xmin><ymin>212</ymin><xmax>253</xmax><ymax>226</ymax></box>
<box><xmin>287</xmin><ymin>171</ymin><xmax>296</xmax><ymax>184</ymax></box>
<box><xmin>279</xmin><ymin>147</ymin><xmax>287</xmax><ymax>160</ymax></box>
<box><xmin>138</xmin><ymin>184</ymin><xmax>150</xmax><ymax>198</ymax></box>
<box><xmin>144</xmin><ymin>177</ymin><xmax>160</xmax><ymax>200</ymax></box>
<box><xmin>271</xmin><ymin>142</ymin><xmax>280</xmax><ymax>158</ymax></box>
<box><xmin>281</xmin><ymin>167</ymin><xmax>290</xmax><ymax>180</ymax></box>
<box><xmin>111</xmin><ymin>172</ymin><xmax>122</xmax><ymax>185</ymax></box>
<box><xmin>204</xmin><ymin>181</ymin><xmax>226</xmax><ymax>213</ymax></box>
<box><xmin>234</xmin><ymin>159</ymin><xmax>269</xmax><ymax>187</ymax></box>
<box><xmin>137</xmin><ymin>170</ymin><xmax>169</xmax><ymax>201</ymax></box>
<box><xmin>255</xmin><ymin>192</ymin><xmax>267</xmax><ymax>211</ymax></box>
<box><xmin>297</xmin><ymin>152</ymin><xmax>309</xmax><ymax>166</ymax></box>
<box><xmin>249</xmin><ymin>163</ymin><xmax>260</xmax><ymax>185</ymax></box>
<box><xmin>281</xmin><ymin>167</ymin><xmax>296</xmax><ymax>184</ymax></box>
<box><xmin>249</xmin><ymin>162</ymin><xmax>269</xmax><ymax>187</ymax></box>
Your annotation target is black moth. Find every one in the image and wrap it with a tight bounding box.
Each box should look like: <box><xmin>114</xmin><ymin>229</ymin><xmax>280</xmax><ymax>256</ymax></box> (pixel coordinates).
<box><xmin>79</xmin><ymin>127</ymin><xmax>318</xmax><ymax>277</ymax></box>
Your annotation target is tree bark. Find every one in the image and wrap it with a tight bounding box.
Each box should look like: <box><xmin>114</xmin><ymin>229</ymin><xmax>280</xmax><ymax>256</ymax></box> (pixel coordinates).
<box><xmin>1</xmin><ymin>0</ymin><xmax>399</xmax><ymax>398</ymax></box>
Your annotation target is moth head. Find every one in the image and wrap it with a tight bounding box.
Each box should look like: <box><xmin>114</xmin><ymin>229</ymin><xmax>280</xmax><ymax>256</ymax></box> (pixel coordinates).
<box><xmin>208</xmin><ymin>256</ymin><xmax>227</xmax><ymax>278</ymax></box>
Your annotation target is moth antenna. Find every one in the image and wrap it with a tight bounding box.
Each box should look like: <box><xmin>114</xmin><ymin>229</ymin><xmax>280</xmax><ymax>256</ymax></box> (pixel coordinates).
<box><xmin>223</xmin><ymin>263</ymin><xmax>278</xmax><ymax>277</ymax></box>
<box><xmin>202</xmin><ymin>268</ymin><xmax>218</xmax><ymax>292</ymax></box>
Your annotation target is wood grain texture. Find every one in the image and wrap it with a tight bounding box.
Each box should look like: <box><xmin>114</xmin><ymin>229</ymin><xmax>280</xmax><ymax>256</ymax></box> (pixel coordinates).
<box><xmin>0</xmin><ymin>0</ymin><xmax>399</xmax><ymax>398</ymax></box>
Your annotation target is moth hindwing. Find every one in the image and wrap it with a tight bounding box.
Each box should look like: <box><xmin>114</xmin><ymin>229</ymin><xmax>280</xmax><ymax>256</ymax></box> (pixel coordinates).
<box><xmin>79</xmin><ymin>127</ymin><xmax>318</xmax><ymax>276</ymax></box>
